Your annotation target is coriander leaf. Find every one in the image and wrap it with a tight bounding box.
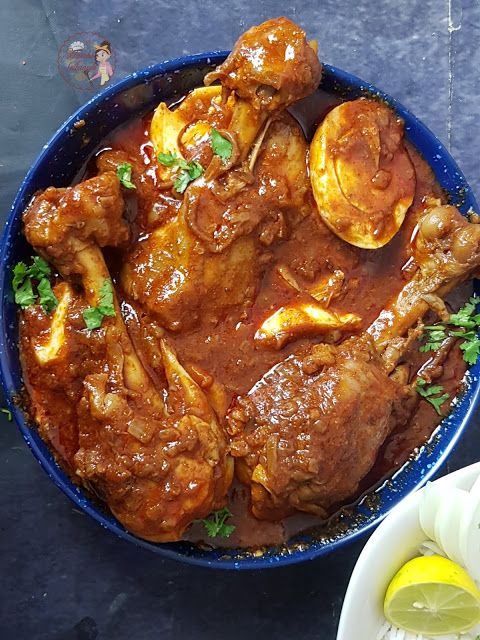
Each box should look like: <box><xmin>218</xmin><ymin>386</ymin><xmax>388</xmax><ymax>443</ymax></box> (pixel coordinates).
<box><xmin>116</xmin><ymin>162</ymin><xmax>136</xmax><ymax>190</ymax></box>
<box><xmin>451</xmin><ymin>318</ymin><xmax>476</xmax><ymax>329</ymax></box>
<box><xmin>449</xmin><ymin>297</ymin><xmax>478</xmax><ymax>327</ymax></box>
<box><xmin>424</xmin><ymin>385</ymin><xmax>444</xmax><ymax>397</ymax></box>
<box><xmin>12</xmin><ymin>261</ymin><xmax>27</xmax><ymax>291</ymax></box>
<box><xmin>28</xmin><ymin>256</ymin><xmax>51</xmax><ymax>279</ymax></box>
<box><xmin>174</xmin><ymin>171</ymin><xmax>191</xmax><ymax>194</ymax></box>
<box><xmin>83</xmin><ymin>307</ymin><xmax>104</xmax><ymax>330</ymax></box>
<box><xmin>83</xmin><ymin>279</ymin><xmax>116</xmax><ymax>330</ymax></box>
<box><xmin>428</xmin><ymin>393</ymin><xmax>450</xmax><ymax>416</ymax></box>
<box><xmin>187</xmin><ymin>160</ymin><xmax>203</xmax><ymax>181</ymax></box>
<box><xmin>37</xmin><ymin>278</ymin><xmax>58</xmax><ymax>314</ymax></box>
<box><xmin>449</xmin><ymin>325</ymin><xmax>480</xmax><ymax>366</ymax></box>
<box><xmin>97</xmin><ymin>279</ymin><xmax>115</xmax><ymax>317</ymax></box>
<box><xmin>159</xmin><ymin>154</ymin><xmax>204</xmax><ymax>194</ymax></box>
<box><xmin>449</xmin><ymin>329</ymin><xmax>472</xmax><ymax>338</ymax></box>
<box><xmin>416</xmin><ymin>378</ymin><xmax>449</xmax><ymax>416</ymax></box>
<box><xmin>0</xmin><ymin>407</ymin><xmax>12</xmax><ymax>422</ymax></box>
<box><xmin>14</xmin><ymin>278</ymin><xmax>35</xmax><ymax>308</ymax></box>
<box><xmin>210</xmin><ymin>128</ymin><xmax>233</xmax><ymax>162</ymax></box>
<box><xmin>416</xmin><ymin>380</ymin><xmax>444</xmax><ymax>398</ymax></box>
<box><xmin>426</xmin><ymin>329</ymin><xmax>447</xmax><ymax>342</ymax></box>
<box><xmin>419</xmin><ymin>325</ymin><xmax>448</xmax><ymax>352</ymax></box>
<box><xmin>419</xmin><ymin>296</ymin><xmax>480</xmax><ymax>366</ymax></box>
<box><xmin>198</xmin><ymin>507</ymin><xmax>235</xmax><ymax>538</ymax></box>
<box><xmin>12</xmin><ymin>256</ymin><xmax>57</xmax><ymax>312</ymax></box>
<box><xmin>419</xmin><ymin>342</ymin><xmax>443</xmax><ymax>353</ymax></box>
<box><xmin>446</xmin><ymin>296</ymin><xmax>480</xmax><ymax>365</ymax></box>
<box><xmin>221</xmin><ymin>524</ymin><xmax>235</xmax><ymax>537</ymax></box>
<box><xmin>460</xmin><ymin>337</ymin><xmax>480</xmax><ymax>365</ymax></box>
<box><xmin>173</xmin><ymin>160</ymin><xmax>204</xmax><ymax>193</ymax></box>
<box><xmin>178</xmin><ymin>158</ymin><xmax>191</xmax><ymax>171</ymax></box>
<box><xmin>157</xmin><ymin>152</ymin><xmax>178</xmax><ymax>166</ymax></box>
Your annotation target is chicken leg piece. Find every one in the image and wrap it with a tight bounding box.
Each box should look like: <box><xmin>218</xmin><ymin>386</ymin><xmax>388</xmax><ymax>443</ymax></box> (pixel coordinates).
<box><xmin>185</xmin><ymin>16</ymin><xmax>322</xmax><ymax>247</ymax></box>
<box><xmin>227</xmin><ymin>202</ymin><xmax>480</xmax><ymax>520</ymax></box>
<box><xmin>369</xmin><ymin>200</ymin><xmax>480</xmax><ymax>359</ymax></box>
<box><xmin>121</xmin><ymin>112</ymin><xmax>313</xmax><ymax>331</ymax></box>
<box><xmin>23</xmin><ymin>173</ymin><xmax>233</xmax><ymax>541</ymax></box>
<box><xmin>204</xmin><ymin>17</ymin><xmax>322</xmax><ymax>113</ymax></box>
<box><xmin>121</xmin><ymin>17</ymin><xmax>321</xmax><ymax>331</ymax></box>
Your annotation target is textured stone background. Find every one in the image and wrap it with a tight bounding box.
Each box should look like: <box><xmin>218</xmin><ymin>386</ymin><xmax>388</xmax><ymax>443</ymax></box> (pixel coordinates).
<box><xmin>0</xmin><ymin>1</ymin><xmax>479</xmax><ymax>638</ymax></box>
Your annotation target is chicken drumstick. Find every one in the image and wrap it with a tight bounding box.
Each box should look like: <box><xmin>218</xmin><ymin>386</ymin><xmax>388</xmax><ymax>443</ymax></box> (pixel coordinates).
<box><xmin>23</xmin><ymin>172</ymin><xmax>233</xmax><ymax>542</ymax></box>
<box><xmin>227</xmin><ymin>202</ymin><xmax>480</xmax><ymax>520</ymax></box>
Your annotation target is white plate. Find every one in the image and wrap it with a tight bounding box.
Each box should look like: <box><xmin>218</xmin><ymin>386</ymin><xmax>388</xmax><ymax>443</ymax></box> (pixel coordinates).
<box><xmin>336</xmin><ymin>461</ymin><xmax>480</xmax><ymax>640</ymax></box>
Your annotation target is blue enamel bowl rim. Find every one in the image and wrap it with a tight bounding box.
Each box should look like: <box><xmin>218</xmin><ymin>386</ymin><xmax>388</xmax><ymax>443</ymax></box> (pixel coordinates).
<box><xmin>1</xmin><ymin>51</ymin><xmax>479</xmax><ymax>570</ymax></box>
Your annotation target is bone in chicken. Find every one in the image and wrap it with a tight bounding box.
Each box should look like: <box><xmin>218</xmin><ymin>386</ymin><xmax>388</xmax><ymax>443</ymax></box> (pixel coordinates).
<box><xmin>227</xmin><ymin>203</ymin><xmax>480</xmax><ymax>520</ymax></box>
<box><xmin>23</xmin><ymin>173</ymin><xmax>232</xmax><ymax>542</ymax></box>
<box><xmin>120</xmin><ymin>17</ymin><xmax>321</xmax><ymax>331</ymax></box>
<box><xmin>204</xmin><ymin>16</ymin><xmax>322</xmax><ymax>112</ymax></box>
<box><xmin>120</xmin><ymin>113</ymin><xmax>312</xmax><ymax>331</ymax></box>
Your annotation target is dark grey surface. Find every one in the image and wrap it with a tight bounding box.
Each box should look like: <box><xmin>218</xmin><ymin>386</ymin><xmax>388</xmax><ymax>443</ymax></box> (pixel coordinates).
<box><xmin>1</xmin><ymin>1</ymin><xmax>479</xmax><ymax>638</ymax></box>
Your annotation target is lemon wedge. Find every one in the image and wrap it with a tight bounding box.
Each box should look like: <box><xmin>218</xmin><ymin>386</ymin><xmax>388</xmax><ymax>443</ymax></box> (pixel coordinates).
<box><xmin>384</xmin><ymin>555</ymin><xmax>480</xmax><ymax>636</ymax></box>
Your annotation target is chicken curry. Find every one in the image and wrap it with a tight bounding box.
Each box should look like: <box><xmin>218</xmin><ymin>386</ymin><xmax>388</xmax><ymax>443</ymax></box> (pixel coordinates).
<box><xmin>16</xmin><ymin>18</ymin><xmax>480</xmax><ymax>548</ymax></box>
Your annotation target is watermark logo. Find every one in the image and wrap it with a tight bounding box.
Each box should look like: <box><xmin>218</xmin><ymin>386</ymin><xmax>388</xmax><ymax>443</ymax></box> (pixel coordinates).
<box><xmin>57</xmin><ymin>32</ymin><xmax>115</xmax><ymax>91</ymax></box>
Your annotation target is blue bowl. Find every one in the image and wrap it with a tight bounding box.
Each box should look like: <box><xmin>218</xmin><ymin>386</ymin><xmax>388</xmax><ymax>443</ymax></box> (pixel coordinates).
<box><xmin>1</xmin><ymin>52</ymin><xmax>479</xmax><ymax>570</ymax></box>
